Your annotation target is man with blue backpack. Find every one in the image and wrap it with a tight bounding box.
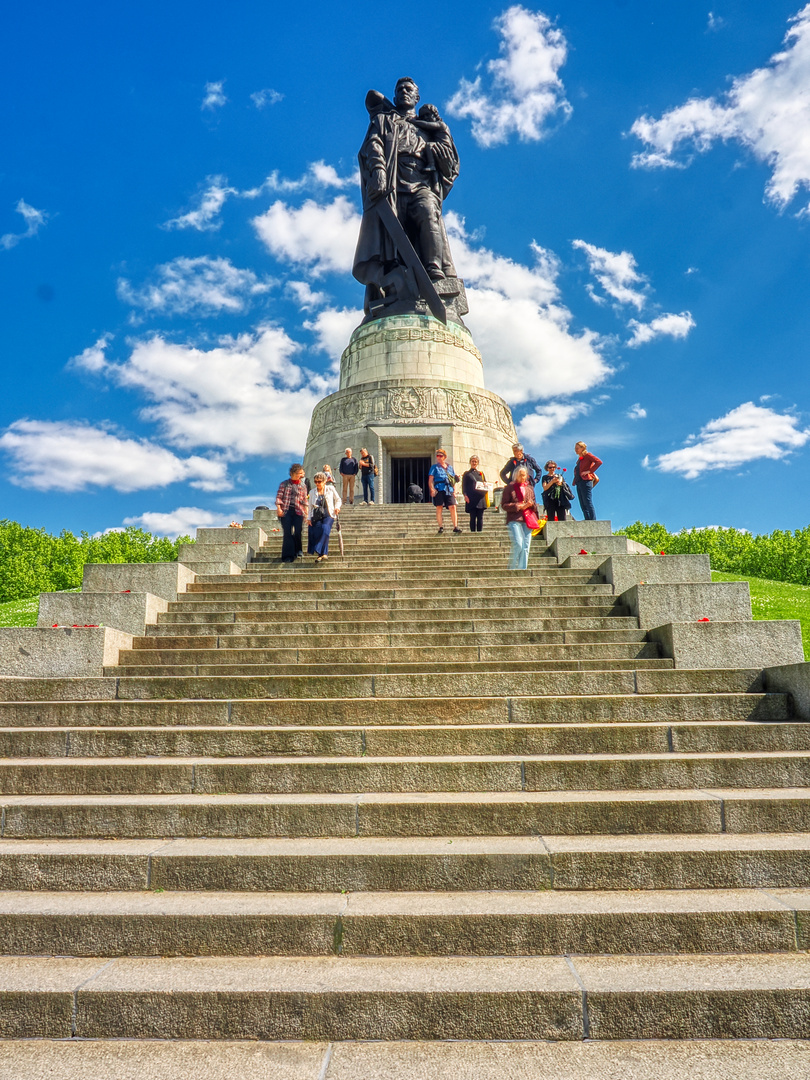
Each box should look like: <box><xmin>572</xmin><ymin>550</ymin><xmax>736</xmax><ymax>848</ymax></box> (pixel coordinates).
<box><xmin>427</xmin><ymin>448</ymin><xmax>463</xmax><ymax>534</ymax></box>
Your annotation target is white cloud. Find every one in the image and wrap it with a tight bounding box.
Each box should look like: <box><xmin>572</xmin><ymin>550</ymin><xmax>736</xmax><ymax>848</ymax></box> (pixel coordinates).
<box><xmin>446</xmin><ymin>5</ymin><xmax>571</xmax><ymax>147</ymax></box>
<box><xmin>202</xmin><ymin>81</ymin><xmax>227</xmax><ymax>110</ymax></box>
<box><xmin>117</xmin><ymin>256</ymin><xmax>274</xmax><ymax>316</ymax></box>
<box><xmin>517</xmin><ymin>401</ymin><xmax>590</xmax><ymax>442</ymax></box>
<box><xmin>91</xmin><ymin>326</ymin><xmax>332</xmax><ymax>458</ymax></box>
<box><xmin>707</xmin><ymin>11</ymin><xmax>725</xmax><ymax>31</ymax></box>
<box><xmin>304</xmin><ymin>307</ymin><xmax>363</xmax><ymax>361</ymax></box>
<box><xmin>250</xmin><ymin>88</ymin><xmax>284</xmax><ymax>109</ymax></box>
<box><xmin>0</xmin><ymin>420</ymin><xmax>230</xmax><ymax>493</ymax></box>
<box><xmin>627</xmin><ymin>311</ymin><xmax>695</xmax><ymax>347</ymax></box>
<box><xmin>252</xmin><ymin>195</ymin><xmax>360</xmax><ymax>276</ymax></box>
<box><xmin>653</xmin><ymin>401</ymin><xmax>810</xmax><ymax>479</ymax></box>
<box><xmin>572</xmin><ymin>240</ymin><xmax>648</xmax><ymax>310</ymax></box>
<box><xmin>164</xmin><ymin>177</ymin><xmax>235</xmax><ymax>232</ymax></box>
<box><xmin>286</xmin><ymin>280</ymin><xmax>329</xmax><ymax>310</ymax></box>
<box><xmin>446</xmin><ymin>214</ymin><xmax>611</xmax><ymax>404</ymax></box>
<box><xmin>69</xmin><ymin>334</ymin><xmax>112</xmax><ymax>373</ymax></box>
<box><xmin>626</xmin><ymin>403</ymin><xmax>647</xmax><ymax>420</ymax></box>
<box><xmin>163</xmin><ymin>163</ymin><xmax>358</xmax><ymax>234</ymax></box>
<box><xmin>1</xmin><ymin>199</ymin><xmax>48</xmax><ymax>250</ymax></box>
<box><xmin>241</xmin><ymin>162</ymin><xmax>358</xmax><ymax>199</ymax></box>
<box><xmin>631</xmin><ymin>4</ymin><xmax>810</xmax><ymax>212</ymax></box>
<box><xmin>123</xmin><ymin>506</ymin><xmax>231</xmax><ymax>539</ymax></box>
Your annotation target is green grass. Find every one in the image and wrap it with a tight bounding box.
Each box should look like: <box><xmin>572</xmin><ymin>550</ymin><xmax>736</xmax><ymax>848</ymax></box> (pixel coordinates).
<box><xmin>712</xmin><ymin>571</ymin><xmax>810</xmax><ymax>660</ymax></box>
<box><xmin>0</xmin><ymin>588</ymin><xmax>81</xmax><ymax>628</ymax></box>
<box><xmin>0</xmin><ymin>595</ymin><xmax>39</xmax><ymax>627</ymax></box>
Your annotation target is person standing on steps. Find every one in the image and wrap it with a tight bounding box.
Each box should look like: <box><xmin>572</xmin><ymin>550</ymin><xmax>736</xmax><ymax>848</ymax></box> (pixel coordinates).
<box><xmin>499</xmin><ymin>443</ymin><xmax>540</xmax><ymax>488</ymax></box>
<box><xmin>323</xmin><ymin>464</ymin><xmax>337</xmax><ymax>489</ymax></box>
<box><xmin>541</xmin><ymin>459</ymin><xmax>573</xmax><ymax>522</ymax></box>
<box><xmin>501</xmin><ymin>466</ymin><xmax>539</xmax><ymax>570</ymax></box>
<box><xmin>359</xmin><ymin>447</ymin><xmax>376</xmax><ymax>504</ymax></box>
<box><xmin>307</xmin><ymin>472</ymin><xmax>342</xmax><ymax>563</ymax></box>
<box><xmin>339</xmin><ymin>448</ymin><xmax>359</xmax><ymax>505</ymax></box>
<box><xmin>428</xmin><ymin>448</ymin><xmax>462</xmax><ymax>534</ymax></box>
<box><xmin>462</xmin><ymin>455</ymin><xmax>488</xmax><ymax>532</ymax></box>
<box><xmin>275</xmin><ymin>463</ymin><xmax>309</xmax><ymax>564</ymax></box>
<box><xmin>572</xmin><ymin>441</ymin><xmax>602</xmax><ymax>521</ymax></box>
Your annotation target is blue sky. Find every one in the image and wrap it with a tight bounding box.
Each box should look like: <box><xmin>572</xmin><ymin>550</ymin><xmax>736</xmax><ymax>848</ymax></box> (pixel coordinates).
<box><xmin>2</xmin><ymin>0</ymin><xmax>809</xmax><ymax>537</ymax></box>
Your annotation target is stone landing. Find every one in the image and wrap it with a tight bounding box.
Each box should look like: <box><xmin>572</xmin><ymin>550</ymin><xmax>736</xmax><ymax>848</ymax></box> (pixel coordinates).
<box><xmin>303</xmin><ymin>314</ymin><xmax>517</xmax><ymax>498</ymax></box>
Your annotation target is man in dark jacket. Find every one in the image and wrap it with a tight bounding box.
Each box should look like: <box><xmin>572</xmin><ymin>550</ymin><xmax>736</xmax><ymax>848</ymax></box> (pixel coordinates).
<box><xmin>499</xmin><ymin>443</ymin><xmax>540</xmax><ymax>487</ymax></box>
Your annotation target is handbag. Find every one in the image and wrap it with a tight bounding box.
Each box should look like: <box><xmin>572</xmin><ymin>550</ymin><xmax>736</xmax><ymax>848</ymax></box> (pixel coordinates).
<box><xmin>522</xmin><ymin>506</ymin><xmax>540</xmax><ymax>530</ymax></box>
<box><xmin>310</xmin><ymin>496</ymin><xmax>326</xmax><ymax>525</ymax></box>
<box><xmin>373</xmin><ymin>466</ymin><xmax>378</xmax><ymax>476</ymax></box>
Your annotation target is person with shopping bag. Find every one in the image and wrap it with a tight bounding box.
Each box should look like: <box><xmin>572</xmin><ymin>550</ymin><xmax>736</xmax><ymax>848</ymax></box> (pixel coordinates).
<box><xmin>500</xmin><ymin>466</ymin><xmax>540</xmax><ymax>570</ymax></box>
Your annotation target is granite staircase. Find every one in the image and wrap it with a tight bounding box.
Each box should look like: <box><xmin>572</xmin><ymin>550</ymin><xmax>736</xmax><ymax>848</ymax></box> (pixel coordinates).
<box><xmin>0</xmin><ymin>504</ymin><xmax>809</xmax><ymax>1077</ymax></box>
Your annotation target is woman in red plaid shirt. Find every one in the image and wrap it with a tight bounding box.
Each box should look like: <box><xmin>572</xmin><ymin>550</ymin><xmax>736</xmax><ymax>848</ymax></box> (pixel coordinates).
<box><xmin>275</xmin><ymin>463</ymin><xmax>309</xmax><ymax>563</ymax></box>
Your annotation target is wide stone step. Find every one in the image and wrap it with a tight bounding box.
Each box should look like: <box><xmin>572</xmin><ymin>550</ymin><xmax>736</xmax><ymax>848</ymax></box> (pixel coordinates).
<box><xmin>2</xmin><ymin>950</ymin><xmax>810</xmax><ymax>1040</ymax></box>
<box><xmin>2</xmin><ymin>1038</ymin><xmax>808</xmax><ymax>1080</ymax></box>
<box><xmin>0</xmin><ymin>692</ymin><xmax>789</xmax><ymax>727</ymax></box>
<box><xmin>164</xmin><ymin>597</ymin><xmax>626</xmax><ymax>615</ymax></box>
<box><xmin>156</xmin><ymin>602</ymin><xmax>629</xmax><ymax>623</ymax></box>
<box><xmin>2</xmin><ymin>832</ymin><xmax>810</xmax><ymax>890</ymax></box>
<box><xmin>117</xmin><ymin>643</ymin><xmax>660</xmax><ymax>666</ymax></box>
<box><xmin>0</xmin><ymin>887</ymin><xmax>804</xmax><ymax>957</ymax></box>
<box><xmin>136</xmin><ymin>628</ymin><xmax>651</xmax><ymax>649</ymax></box>
<box><xmin>0</xmin><ymin>668</ymin><xmax>769</xmax><ymax>701</ymax></box>
<box><xmin>3</xmin><ymin>788</ymin><xmax>809</xmax><ymax>839</ymax></box>
<box><xmin>172</xmin><ymin>584</ymin><xmax>616</xmax><ymax>603</ymax></box>
<box><xmin>3</xmin><ymin>751</ymin><xmax>810</xmax><ymax>795</ymax></box>
<box><xmin>105</xmin><ymin>659</ymin><xmax>674</xmax><ymax>678</ymax></box>
<box><xmin>3</xmin><ymin>720</ymin><xmax>808</xmax><ymax>760</ymax></box>
<box><xmin>191</xmin><ymin>571</ymin><xmax>599</xmax><ymax>588</ymax></box>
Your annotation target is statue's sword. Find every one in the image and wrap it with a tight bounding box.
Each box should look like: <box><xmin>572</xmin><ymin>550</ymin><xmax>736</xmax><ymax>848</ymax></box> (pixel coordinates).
<box><xmin>373</xmin><ymin>197</ymin><xmax>447</xmax><ymax>325</ymax></box>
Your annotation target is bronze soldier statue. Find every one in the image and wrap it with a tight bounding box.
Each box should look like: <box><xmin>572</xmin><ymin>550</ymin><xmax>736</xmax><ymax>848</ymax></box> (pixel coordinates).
<box><xmin>352</xmin><ymin>77</ymin><xmax>467</xmax><ymax>324</ymax></box>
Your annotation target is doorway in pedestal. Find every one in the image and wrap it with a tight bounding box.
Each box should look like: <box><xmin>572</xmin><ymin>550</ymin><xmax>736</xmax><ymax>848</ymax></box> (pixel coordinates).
<box><xmin>390</xmin><ymin>457</ymin><xmax>431</xmax><ymax>503</ymax></box>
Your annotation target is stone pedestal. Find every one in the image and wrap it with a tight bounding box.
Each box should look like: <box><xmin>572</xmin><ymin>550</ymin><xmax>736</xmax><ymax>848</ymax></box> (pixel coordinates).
<box><xmin>304</xmin><ymin>314</ymin><xmax>517</xmax><ymax>501</ymax></box>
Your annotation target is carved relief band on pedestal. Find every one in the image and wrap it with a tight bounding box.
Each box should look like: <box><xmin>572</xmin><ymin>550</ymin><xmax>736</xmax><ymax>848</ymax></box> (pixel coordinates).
<box><xmin>308</xmin><ymin>385</ymin><xmax>517</xmax><ymax>442</ymax></box>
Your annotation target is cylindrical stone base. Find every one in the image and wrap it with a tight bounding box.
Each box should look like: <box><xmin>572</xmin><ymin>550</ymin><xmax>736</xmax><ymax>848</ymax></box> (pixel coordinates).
<box><xmin>304</xmin><ymin>314</ymin><xmax>518</xmax><ymax>503</ymax></box>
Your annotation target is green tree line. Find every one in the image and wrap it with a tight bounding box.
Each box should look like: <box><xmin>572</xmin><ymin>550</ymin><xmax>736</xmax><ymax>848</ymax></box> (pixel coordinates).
<box><xmin>0</xmin><ymin>520</ymin><xmax>192</xmax><ymax>602</ymax></box>
<box><xmin>618</xmin><ymin>522</ymin><xmax>810</xmax><ymax>586</ymax></box>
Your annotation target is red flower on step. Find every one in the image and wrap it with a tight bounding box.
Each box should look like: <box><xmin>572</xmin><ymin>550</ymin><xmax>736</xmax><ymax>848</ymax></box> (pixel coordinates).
<box><xmin>120</xmin><ymin>590</ymin><xmax>131</xmax><ymax>593</ymax></box>
<box><xmin>698</xmin><ymin>617</ymin><xmax>710</xmax><ymax>622</ymax></box>
<box><xmin>579</xmin><ymin>549</ymin><xmax>588</xmax><ymax>555</ymax></box>
<box><xmin>659</xmin><ymin>551</ymin><xmax>666</xmax><ymax>555</ymax></box>
<box><xmin>52</xmin><ymin>623</ymin><xmax>58</xmax><ymax>628</ymax></box>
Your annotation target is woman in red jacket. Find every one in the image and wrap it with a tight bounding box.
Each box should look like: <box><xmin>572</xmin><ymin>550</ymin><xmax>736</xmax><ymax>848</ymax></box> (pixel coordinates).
<box><xmin>573</xmin><ymin>441</ymin><xmax>602</xmax><ymax>521</ymax></box>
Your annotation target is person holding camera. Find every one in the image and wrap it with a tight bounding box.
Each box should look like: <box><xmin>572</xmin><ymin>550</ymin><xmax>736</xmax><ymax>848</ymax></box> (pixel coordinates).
<box><xmin>307</xmin><ymin>471</ymin><xmax>342</xmax><ymax>563</ymax></box>
<box><xmin>541</xmin><ymin>459</ymin><xmax>573</xmax><ymax>522</ymax></box>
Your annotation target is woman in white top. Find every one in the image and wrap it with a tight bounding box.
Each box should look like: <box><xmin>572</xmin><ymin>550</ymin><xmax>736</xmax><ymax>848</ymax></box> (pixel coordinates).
<box><xmin>307</xmin><ymin>472</ymin><xmax>342</xmax><ymax>562</ymax></box>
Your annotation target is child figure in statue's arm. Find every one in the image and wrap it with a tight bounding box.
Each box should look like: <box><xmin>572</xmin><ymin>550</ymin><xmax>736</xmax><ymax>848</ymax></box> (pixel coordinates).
<box><xmin>413</xmin><ymin>104</ymin><xmax>457</xmax><ymax>197</ymax></box>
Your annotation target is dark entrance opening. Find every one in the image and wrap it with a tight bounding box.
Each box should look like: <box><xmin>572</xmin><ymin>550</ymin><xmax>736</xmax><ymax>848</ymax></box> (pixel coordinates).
<box><xmin>390</xmin><ymin>456</ymin><xmax>431</xmax><ymax>503</ymax></box>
